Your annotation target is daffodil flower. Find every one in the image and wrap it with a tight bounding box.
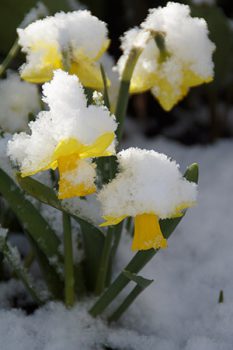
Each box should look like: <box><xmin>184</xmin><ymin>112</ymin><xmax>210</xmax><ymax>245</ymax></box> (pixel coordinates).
<box><xmin>8</xmin><ymin>70</ymin><xmax>117</xmax><ymax>199</ymax></box>
<box><xmin>17</xmin><ymin>10</ymin><xmax>109</xmax><ymax>89</ymax></box>
<box><xmin>98</xmin><ymin>148</ymin><xmax>197</xmax><ymax>251</ymax></box>
<box><xmin>116</xmin><ymin>2</ymin><xmax>215</xmax><ymax>111</ymax></box>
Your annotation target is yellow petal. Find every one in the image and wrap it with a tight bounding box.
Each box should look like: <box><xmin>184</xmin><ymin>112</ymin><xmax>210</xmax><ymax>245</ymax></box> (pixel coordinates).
<box><xmin>170</xmin><ymin>201</ymin><xmax>196</xmax><ymax>218</ymax></box>
<box><xmin>69</xmin><ymin>40</ymin><xmax>110</xmax><ymax>89</ymax></box>
<box><xmin>21</xmin><ymin>160</ymin><xmax>58</xmax><ymax>178</ymax></box>
<box><xmin>57</xmin><ymin>157</ymin><xmax>96</xmax><ymax>199</ymax></box>
<box><xmin>132</xmin><ymin>213</ymin><xmax>167</xmax><ymax>251</ymax></box>
<box><xmin>130</xmin><ymin>72</ymin><xmax>158</xmax><ymax>94</ymax></box>
<box><xmin>99</xmin><ymin>215</ymin><xmax>127</xmax><ymax>227</ymax></box>
<box><xmin>21</xmin><ymin>42</ymin><xmax>63</xmax><ymax>83</ymax></box>
<box><xmin>53</xmin><ymin>139</ymin><xmax>84</xmax><ymax>161</ymax></box>
<box><xmin>70</xmin><ymin>55</ymin><xmax>105</xmax><ymax>90</ymax></box>
<box><xmin>79</xmin><ymin>132</ymin><xmax>115</xmax><ymax>159</ymax></box>
<box><xmin>94</xmin><ymin>39</ymin><xmax>110</xmax><ymax>61</ymax></box>
<box><xmin>58</xmin><ymin>179</ymin><xmax>96</xmax><ymax>199</ymax></box>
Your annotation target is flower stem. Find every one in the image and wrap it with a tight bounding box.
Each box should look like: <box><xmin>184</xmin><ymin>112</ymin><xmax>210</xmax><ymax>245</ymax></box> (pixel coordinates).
<box><xmin>95</xmin><ymin>227</ymin><xmax>113</xmax><ymax>295</ymax></box>
<box><xmin>115</xmin><ymin>47</ymin><xmax>142</xmax><ymax>141</ymax></box>
<box><xmin>0</xmin><ymin>39</ymin><xmax>20</xmax><ymax>77</ymax></box>
<box><xmin>63</xmin><ymin>212</ymin><xmax>75</xmax><ymax>307</ymax></box>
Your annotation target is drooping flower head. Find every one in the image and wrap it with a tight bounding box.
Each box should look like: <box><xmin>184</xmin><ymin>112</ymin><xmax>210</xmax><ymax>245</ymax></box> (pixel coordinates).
<box><xmin>98</xmin><ymin>148</ymin><xmax>197</xmax><ymax>251</ymax></box>
<box><xmin>0</xmin><ymin>71</ymin><xmax>40</xmax><ymax>133</ymax></box>
<box><xmin>7</xmin><ymin>70</ymin><xmax>117</xmax><ymax>199</ymax></box>
<box><xmin>116</xmin><ymin>2</ymin><xmax>215</xmax><ymax>111</ymax></box>
<box><xmin>17</xmin><ymin>10</ymin><xmax>109</xmax><ymax>88</ymax></box>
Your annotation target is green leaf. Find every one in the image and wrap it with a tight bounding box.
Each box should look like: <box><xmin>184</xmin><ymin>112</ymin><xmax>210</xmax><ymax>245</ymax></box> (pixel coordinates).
<box><xmin>123</xmin><ymin>270</ymin><xmax>153</xmax><ymax>288</ymax></box>
<box><xmin>17</xmin><ymin>173</ymin><xmax>62</xmax><ymax>211</ymax></box>
<box><xmin>0</xmin><ymin>169</ymin><xmax>63</xmax><ymax>272</ymax></box>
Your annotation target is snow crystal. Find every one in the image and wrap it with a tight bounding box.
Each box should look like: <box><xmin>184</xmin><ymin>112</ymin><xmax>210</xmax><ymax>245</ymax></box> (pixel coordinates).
<box><xmin>7</xmin><ymin>70</ymin><xmax>117</xmax><ymax>176</ymax></box>
<box><xmin>0</xmin><ymin>72</ymin><xmax>40</xmax><ymax>133</ymax></box>
<box><xmin>98</xmin><ymin>147</ymin><xmax>197</xmax><ymax>219</ymax></box>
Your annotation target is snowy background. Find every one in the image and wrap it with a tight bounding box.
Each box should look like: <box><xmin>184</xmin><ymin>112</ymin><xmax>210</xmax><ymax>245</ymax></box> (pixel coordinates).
<box><xmin>0</xmin><ymin>125</ymin><xmax>233</xmax><ymax>350</ymax></box>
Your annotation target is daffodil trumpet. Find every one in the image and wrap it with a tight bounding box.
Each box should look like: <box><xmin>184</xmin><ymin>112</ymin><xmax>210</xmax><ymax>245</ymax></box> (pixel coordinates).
<box><xmin>100</xmin><ymin>213</ymin><xmax>167</xmax><ymax>251</ymax></box>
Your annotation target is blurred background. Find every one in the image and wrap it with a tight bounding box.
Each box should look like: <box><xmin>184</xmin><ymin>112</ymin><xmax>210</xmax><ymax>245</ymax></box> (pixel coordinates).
<box><xmin>0</xmin><ymin>0</ymin><xmax>233</xmax><ymax>145</ymax></box>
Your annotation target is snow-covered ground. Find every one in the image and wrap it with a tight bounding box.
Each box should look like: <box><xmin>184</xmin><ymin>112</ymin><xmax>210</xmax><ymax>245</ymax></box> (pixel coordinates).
<box><xmin>0</xmin><ymin>131</ymin><xmax>233</xmax><ymax>350</ymax></box>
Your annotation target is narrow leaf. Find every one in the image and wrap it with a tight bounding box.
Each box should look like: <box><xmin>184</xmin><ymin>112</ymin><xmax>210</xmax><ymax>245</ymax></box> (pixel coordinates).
<box><xmin>123</xmin><ymin>270</ymin><xmax>153</xmax><ymax>288</ymax></box>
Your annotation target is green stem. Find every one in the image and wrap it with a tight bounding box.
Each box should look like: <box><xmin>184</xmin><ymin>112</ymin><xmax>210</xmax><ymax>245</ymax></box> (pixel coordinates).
<box><xmin>115</xmin><ymin>47</ymin><xmax>142</xmax><ymax>141</ymax></box>
<box><xmin>0</xmin><ymin>39</ymin><xmax>20</xmax><ymax>77</ymax></box>
<box><xmin>108</xmin><ymin>285</ymin><xmax>142</xmax><ymax>323</ymax></box>
<box><xmin>63</xmin><ymin>212</ymin><xmax>75</xmax><ymax>307</ymax></box>
<box><xmin>100</xmin><ymin>64</ymin><xmax>110</xmax><ymax>110</ymax></box>
<box><xmin>95</xmin><ymin>227</ymin><xmax>113</xmax><ymax>295</ymax></box>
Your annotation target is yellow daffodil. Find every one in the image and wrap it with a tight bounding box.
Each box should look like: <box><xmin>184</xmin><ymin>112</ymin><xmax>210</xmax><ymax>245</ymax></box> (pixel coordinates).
<box><xmin>17</xmin><ymin>11</ymin><xmax>110</xmax><ymax>89</ymax></box>
<box><xmin>117</xmin><ymin>2</ymin><xmax>215</xmax><ymax>111</ymax></box>
<box><xmin>98</xmin><ymin>148</ymin><xmax>197</xmax><ymax>251</ymax></box>
<box><xmin>8</xmin><ymin>70</ymin><xmax>118</xmax><ymax>199</ymax></box>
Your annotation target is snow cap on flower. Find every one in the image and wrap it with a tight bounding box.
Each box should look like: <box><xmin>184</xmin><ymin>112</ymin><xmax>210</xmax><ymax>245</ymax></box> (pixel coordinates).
<box><xmin>7</xmin><ymin>70</ymin><xmax>117</xmax><ymax>199</ymax></box>
<box><xmin>98</xmin><ymin>147</ymin><xmax>197</xmax><ymax>251</ymax></box>
<box><xmin>116</xmin><ymin>2</ymin><xmax>215</xmax><ymax>111</ymax></box>
<box><xmin>0</xmin><ymin>71</ymin><xmax>40</xmax><ymax>133</ymax></box>
<box><xmin>17</xmin><ymin>10</ymin><xmax>109</xmax><ymax>88</ymax></box>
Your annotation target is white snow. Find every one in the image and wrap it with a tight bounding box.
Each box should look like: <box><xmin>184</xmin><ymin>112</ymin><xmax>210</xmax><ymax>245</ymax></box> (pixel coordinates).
<box><xmin>1</xmin><ymin>132</ymin><xmax>233</xmax><ymax>349</ymax></box>
<box><xmin>0</xmin><ymin>72</ymin><xmax>40</xmax><ymax>133</ymax></box>
<box><xmin>98</xmin><ymin>147</ymin><xmax>197</xmax><ymax>219</ymax></box>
